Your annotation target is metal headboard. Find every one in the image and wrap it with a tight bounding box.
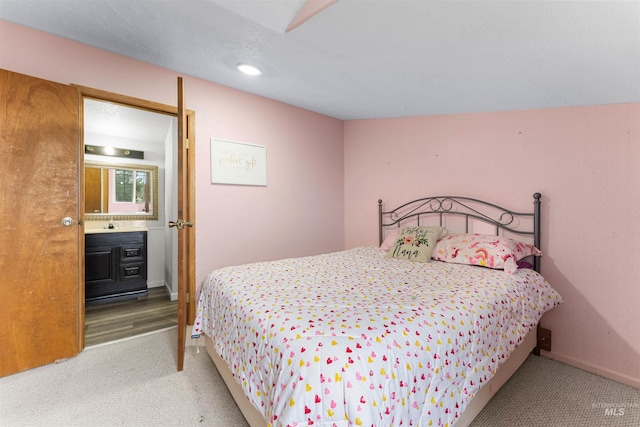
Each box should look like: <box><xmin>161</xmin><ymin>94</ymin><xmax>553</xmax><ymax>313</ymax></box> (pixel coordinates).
<box><xmin>378</xmin><ymin>193</ymin><xmax>542</xmax><ymax>272</ymax></box>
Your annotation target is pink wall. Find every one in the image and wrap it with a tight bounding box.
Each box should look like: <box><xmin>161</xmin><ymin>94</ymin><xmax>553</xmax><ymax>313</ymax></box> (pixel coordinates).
<box><xmin>0</xmin><ymin>20</ymin><xmax>345</xmax><ymax>286</ymax></box>
<box><xmin>344</xmin><ymin>106</ymin><xmax>640</xmax><ymax>387</ymax></box>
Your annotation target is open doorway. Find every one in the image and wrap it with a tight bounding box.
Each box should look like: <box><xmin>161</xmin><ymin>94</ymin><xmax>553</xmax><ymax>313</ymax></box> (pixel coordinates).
<box><xmin>82</xmin><ymin>97</ymin><xmax>179</xmax><ymax>347</ymax></box>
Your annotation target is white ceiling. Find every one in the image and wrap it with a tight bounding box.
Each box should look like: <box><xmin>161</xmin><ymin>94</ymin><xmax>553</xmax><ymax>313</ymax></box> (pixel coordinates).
<box><xmin>2</xmin><ymin>0</ymin><xmax>639</xmax><ymax>120</ymax></box>
<box><xmin>84</xmin><ymin>98</ymin><xmax>174</xmax><ymax>144</ymax></box>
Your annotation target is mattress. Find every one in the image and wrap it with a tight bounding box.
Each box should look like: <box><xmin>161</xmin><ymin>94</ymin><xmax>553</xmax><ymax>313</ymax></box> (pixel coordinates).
<box><xmin>192</xmin><ymin>246</ymin><xmax>563</xmax><ymax>426</ymax></box>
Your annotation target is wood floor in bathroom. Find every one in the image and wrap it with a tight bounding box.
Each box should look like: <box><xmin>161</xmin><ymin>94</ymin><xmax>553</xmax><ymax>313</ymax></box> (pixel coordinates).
<box><xmin>84</xmin><ymin>287</ymin><xmax>177</xmax><ymax>347</ymax></box>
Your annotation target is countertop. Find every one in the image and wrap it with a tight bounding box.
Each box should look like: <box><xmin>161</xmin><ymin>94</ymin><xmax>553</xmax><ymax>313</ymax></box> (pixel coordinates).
<box><xmin>84</xmin><ymin>220</ymin><xmax>148</xmax><ymax>234</ymax></box>
<box><xmin>85</xmin><ymin>227</ymin><xmax>148</xmax><ymax>234</ymax></box>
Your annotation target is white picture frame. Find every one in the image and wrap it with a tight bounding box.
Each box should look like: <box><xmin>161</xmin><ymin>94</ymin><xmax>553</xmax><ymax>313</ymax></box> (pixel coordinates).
<box><xmin>210</xmin><ymin>138</ymin><xmax>267</xmax><ymax>186</ymax></box>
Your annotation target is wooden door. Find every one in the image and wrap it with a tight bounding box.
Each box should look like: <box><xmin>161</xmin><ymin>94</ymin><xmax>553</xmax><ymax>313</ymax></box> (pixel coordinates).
<box><xmin>0</xmin><ymin>69</ymin><xmax>82</xmax><ymax>376</ymax></box>
<box><xmin>84</xmin><ymin>167</ymin><xmax>102</xmax><ymax>213</ymax></box>
<box><xmin>175</xmin><ymin>76</ymin><xmax>194</xmax><ymax>371</ymax></box>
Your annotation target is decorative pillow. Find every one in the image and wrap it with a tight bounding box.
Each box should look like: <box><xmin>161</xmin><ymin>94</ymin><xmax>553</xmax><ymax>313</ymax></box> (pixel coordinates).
<box><xmin>380</xmin><ymin>228</ymin><xmax>401</xmax><ymax>251</ymax></box>
<box><xmin>386</xmin><ymin>226</ymin><xmax>445</xmax><ymax>263</ymax></box>
<box><xmin>381</xmin><ymin>227</ymin><xmax>447</xmax><ymax>251</ymax></box>
<box><xmin>432</xmin><ymin>233</ymin><xmax>541</xmax><ymax>274</ymax></box>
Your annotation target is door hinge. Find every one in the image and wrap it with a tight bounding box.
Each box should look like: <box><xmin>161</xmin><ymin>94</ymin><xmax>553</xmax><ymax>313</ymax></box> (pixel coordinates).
<box><xmin>185</xmin><ymin>138</ymin><xmax>190</xmax><ymax>149</ymax></box>
<box><xmin>186</xmin><ymin>292</ymin><xmax>190</xmax><ymax>300</ymax></box>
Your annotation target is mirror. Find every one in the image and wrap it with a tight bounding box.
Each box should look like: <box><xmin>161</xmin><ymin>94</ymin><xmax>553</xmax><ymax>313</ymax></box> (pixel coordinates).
<box><xmin>85</xmin><ymin>161</ymin><xmax>158</xmax><ymax>220</ymax></box>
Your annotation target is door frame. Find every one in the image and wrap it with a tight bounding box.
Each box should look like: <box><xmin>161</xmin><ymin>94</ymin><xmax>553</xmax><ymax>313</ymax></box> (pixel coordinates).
<box><xmin>75</xmin><ymin>85</ymin><xmax>197</xmax><ymax>348</ymax></box>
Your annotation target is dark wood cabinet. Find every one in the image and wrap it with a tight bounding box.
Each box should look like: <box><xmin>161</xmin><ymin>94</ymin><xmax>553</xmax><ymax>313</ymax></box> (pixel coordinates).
<box><xmin>85</xmin><ymin>231</ymin><xmax>148</xmax><ymax>305</ymax></box>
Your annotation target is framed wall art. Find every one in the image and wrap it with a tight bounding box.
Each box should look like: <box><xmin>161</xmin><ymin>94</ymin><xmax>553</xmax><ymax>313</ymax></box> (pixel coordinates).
<box><xmin>210</xmin><ymin>138</ymin><xmax>267</xmax><ymax>186</ymax></box>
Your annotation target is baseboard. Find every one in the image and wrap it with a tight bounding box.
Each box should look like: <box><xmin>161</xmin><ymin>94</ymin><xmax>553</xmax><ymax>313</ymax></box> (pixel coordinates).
<box><xmin>150</xmin><ymin>281</ymin><xmax>177</xmax><ymax>301</ymax></box>
<box><xmin>146</xmin><ymin>280</ymin><xmax>165</xmax><ymax>288</ymax></box>
<box><xmin>543</xmin><ymin>351</ymin><xmax>640</xmax><ymax>389</ymax></box>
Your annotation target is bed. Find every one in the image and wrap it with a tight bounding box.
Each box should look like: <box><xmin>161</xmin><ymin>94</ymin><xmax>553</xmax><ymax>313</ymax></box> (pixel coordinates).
<box><xmin>192</xmin><ymin>193</ymin><xmax>563</xmax><ymax>426</ymax></box>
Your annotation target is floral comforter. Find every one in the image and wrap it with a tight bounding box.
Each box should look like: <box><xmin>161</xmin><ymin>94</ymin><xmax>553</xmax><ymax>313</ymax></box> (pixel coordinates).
<box><xmin>192</xmin><ymin>247</ymin><xmax>562</xmax><ymax>427</ymax></box>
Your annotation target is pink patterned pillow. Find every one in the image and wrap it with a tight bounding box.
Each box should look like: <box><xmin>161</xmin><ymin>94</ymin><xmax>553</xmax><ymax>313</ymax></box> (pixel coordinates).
<box><xmin>380</xmin><ymin>228</ymin><xmax>401</xmax><ymax>251</ymax></box>
<box><xmin>432</xmin><ymin>233</ymin><xmax>541</xmax><ymax>274</ymax></box>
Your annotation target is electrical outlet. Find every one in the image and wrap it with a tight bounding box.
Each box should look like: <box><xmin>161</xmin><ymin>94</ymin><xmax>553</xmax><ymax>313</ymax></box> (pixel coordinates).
<box><xmin>538</xmin><ymin>327</ymin><xmax>552</xmax><ymax>352</ymax></box>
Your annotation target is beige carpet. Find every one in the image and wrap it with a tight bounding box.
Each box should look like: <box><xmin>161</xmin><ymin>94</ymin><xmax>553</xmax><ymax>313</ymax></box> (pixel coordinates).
<box><xmin>470</xmin><ymin>353</ymin><xmax>640</xmax><ymax>427</ymax></box>
<box><xmin>1</xmin><ymin>327</ymin><xmax>638</xmax><ymax>426</ymax></box>
<box><xmin>0</xmin><ymin>327</ymin><xmax>248</xmax><ymax>427</ymax></box>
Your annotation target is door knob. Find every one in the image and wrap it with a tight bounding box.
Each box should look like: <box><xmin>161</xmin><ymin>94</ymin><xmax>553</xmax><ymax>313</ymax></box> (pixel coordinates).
<box><xmin>168</xmin><ymin>220</ymin><xmax>193</xmax><ymax>229</ymax></box>
<box><xmin>61</xmin><ymin>217</ymin><xmax>74</xmax><ymax>227</ymax></box>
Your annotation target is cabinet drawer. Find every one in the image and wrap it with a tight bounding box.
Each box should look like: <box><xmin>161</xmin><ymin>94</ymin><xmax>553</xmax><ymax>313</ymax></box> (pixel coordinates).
<box><xmin>119</xmin><ymin>262</ymin><xmax>145</xmax><ymax>280</ymax></box>
<box><xmin>123</xmin><ymin>247</ymin><xmax>141</xmax><ymax>258</ymax></box>
<box><xmin>121</xmin><ymin>244</ymin><xmax>145</xmax><ymax>262</ymax></box>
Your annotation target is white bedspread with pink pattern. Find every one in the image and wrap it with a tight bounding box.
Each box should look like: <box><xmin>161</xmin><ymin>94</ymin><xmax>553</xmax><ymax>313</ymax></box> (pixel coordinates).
<box><xmin>192</xmin><ymin>247</ymin><xmax>562</xmax><ymax>427</ymax></box>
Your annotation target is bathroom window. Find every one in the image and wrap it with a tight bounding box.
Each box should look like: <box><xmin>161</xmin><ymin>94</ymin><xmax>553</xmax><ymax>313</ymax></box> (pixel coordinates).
<box><xmin>115</xmin><ymin>169</ymin><xmax>147</xmax><ymax>203</ymax></box>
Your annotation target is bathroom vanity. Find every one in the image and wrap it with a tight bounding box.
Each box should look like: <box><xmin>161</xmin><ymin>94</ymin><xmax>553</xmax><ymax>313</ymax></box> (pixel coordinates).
<box><xmin>85</xmin><ymin>229</ymin><xmax>148</xmax><ymax>305</ymax></box>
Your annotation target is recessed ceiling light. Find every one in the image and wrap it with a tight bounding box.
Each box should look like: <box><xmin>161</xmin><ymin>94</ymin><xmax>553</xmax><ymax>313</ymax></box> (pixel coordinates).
<box><xmin>237</xmin><ymin>63</ymin><xmax>262</xmax><ymax>76</ymax></box>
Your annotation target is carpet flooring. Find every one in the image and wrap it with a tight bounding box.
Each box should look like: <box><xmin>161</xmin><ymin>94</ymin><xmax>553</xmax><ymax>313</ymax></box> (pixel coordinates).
<box><xmin>1</xmin><ymin>327</ymin><xmax>638</xmax><ymax>426</ymax></box>
<box><xmin>469</xmin><ymin>354</ymin><xmax>640</xmax><ymax>426</ymax></box>
<box><xmin>0</xmin><ymin>327</ymin><xmax>247</xmax><ymax>427</ymax></box>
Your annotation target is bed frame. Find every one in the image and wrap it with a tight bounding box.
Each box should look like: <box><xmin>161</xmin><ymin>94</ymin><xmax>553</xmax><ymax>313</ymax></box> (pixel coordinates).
<box><xmin>204</xmin><ymin>193</ymin><xmax>544</xmax><ymax>427</ymax></box>
<box><xmin>379</xmin><ymin>193</ymin><xmax>542</xmax><ymax>272</ymax></box>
